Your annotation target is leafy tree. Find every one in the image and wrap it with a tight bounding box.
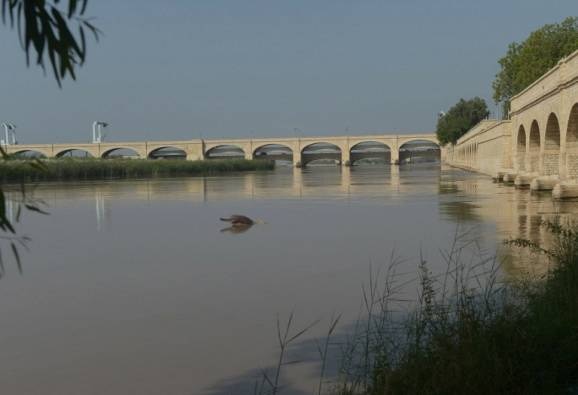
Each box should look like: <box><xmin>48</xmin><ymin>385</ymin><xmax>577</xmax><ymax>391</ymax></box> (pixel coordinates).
<box><xmin>493</xmin><ymin>17</ymin><xmax>578</xmax><ymax>117</ymax></box>
<box><xmin>0</xmin><ymin>0</ymin><xmax>99</xmax><ymax>275</ymax></box>
<box><xmin>436</xmin><ymin>97</ymin><xmax>489</xmax><ymax>145</ymax></box>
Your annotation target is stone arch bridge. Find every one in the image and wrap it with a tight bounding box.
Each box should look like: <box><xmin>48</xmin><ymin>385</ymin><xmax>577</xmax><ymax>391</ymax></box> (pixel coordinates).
<box><xmin>5</xmin><ymin>134</ymin><xmax>440</xmax><ymax>167</ymax></box>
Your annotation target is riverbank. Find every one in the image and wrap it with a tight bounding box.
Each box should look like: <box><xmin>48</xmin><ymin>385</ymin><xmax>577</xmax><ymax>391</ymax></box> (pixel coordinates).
<box><xmin>333</xmin><ymin>222</ymin><xmax>578</xmax><ymax>395</ymax></box>
<box><xmin>0</xmin><ymin>158</ymin><xmax>274</xmax><ymax>183</ymax></box>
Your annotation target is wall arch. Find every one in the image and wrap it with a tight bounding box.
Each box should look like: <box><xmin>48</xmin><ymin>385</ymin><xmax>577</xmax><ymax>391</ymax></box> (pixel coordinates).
<box><xmin>399</xmin><ymin>139</ymin><xmax>441</xmax><ymax>164</ymax></box>
<box><xmin>11</xmin><ymin>149</ymin><xmax>48</xmax><ymax>159</ymax></box>
<box><xmin>253</xmin><ymin>144</ymin><xmax>293</xmax><ymax>163</ymax></box>
<box><xmin>543</xmin><ymin>113</ymin><xmax>561</xmax><ymax>176</ymax></box>
<box><xmin>148</xmin><ymin>146</ymin><xmax>187</xmax><ymax>159</ymax></box>
<box><xmin>205</xmin><ymin>144</ymin><xmax>245</xmax><ymax>159</ymax></box>
<box><xmin>301</xmin><ymin>142</ymin><xmax>342</xmax><ymax>166</ymax></box>
<box><xmin>55</xmin><ymin>148</ymin><xmax>94</xmax><ymax>158</ymax></box>
<box><xmin>101</xmin><ymin>147</ymin><xmax>141</xmax><ymax>159</ymax></box>
<box><xmin>566</xmin><ymin>103</ymin><xmax>578</xmax><ymax>178</ymax></box>
<box><xmin>349</xmin><ymin>141</ymin><xmax>391</xmax><ymax>165</ymax></box>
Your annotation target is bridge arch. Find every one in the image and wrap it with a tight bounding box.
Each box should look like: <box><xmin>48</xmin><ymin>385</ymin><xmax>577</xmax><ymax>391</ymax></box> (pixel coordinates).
<box><xmin>398</xmin><ymin>136</ymin><xmax>439</xmax><ymax>147</ymax></box>
<box><xmin>529</xmin><ymin>120</ymin><xmax>540</xmax><ymax>172</ymax></box>
<box><xmin>205</xmin><ymin>144</ymin><xmax>245</xmax><ymax>159</ymax></box>
<box><xmin>253</xmin><ymin>144</ymin><xmax>293</xmax><ymax>164</ymax></box>
<box><xmin>11</xmin><ymin>149</ymin><xmax>48</xmax><ymax>159</ymax></box>
<box><xmin>399</xmin><ymin>139</ymin><xmax>441</xmax><ymax>164</ymax></box>
<box><xmin>101</xmin><ymin>147</ymin><xmax>141</xmax><ymax>159</ymax></box>
<box><xmin>349</xmin><ymin>141</ymin><xmax>391</xmax><ymax>165</ymax></box>
<box><xmin>516</xmin><ymin>125</ymin><xmax>526</xmax><ymax>171</ymax></box>
<box><xmin>148</xmin><ymin>146</ymin><xmax>187</xmax><ymax>159</ymax></box>
<box><xmin>543</xmin><ymin>113</ymin><xmax>561</xmax><ymax>176</ymax></box>
<box><xmin>301</xmin><ymin>142</ymin><xmax>342</xmax><ymax>166</ymax></box>
<box><xmin>566</xmin><ymin>103</ymin><xmax>578</xmax><ymax>178</ymax></box>
<box><xmin>55</xmin><ymin>148</ymin><xmax>94</xmax><ymax>158</ymax></box>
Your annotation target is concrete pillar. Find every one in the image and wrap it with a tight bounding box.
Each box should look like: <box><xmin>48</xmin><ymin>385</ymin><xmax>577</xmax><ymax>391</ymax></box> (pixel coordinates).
<box><xmin>185</xmin><ymin>141</ymin><xmax>204</xmax><ymax>161</ymax></box>
<box><xmin>342</xmin><ymin>149</ymin><xmax>351</xmax><ymax>166</ymax></box>
<box><xmin>293</xmin><ymin>151</ymin><xmax>303</xmax><ymax>168</ymax></box>
<box><xmin>514</xmin><ymin>173</ymin><xmax>537</xmax><ymax>188</ymax></box>
<box><xmin>390</xmin><ymin>149</ymin><xmax>400</xmax><ymax>165</ymax></box>
<box><xmin>530</xmin><ymin>176</ymin><xmax>559</xmax><ymax>191</ymax></box>
<box><xmin>553</xmin><ymin>181</ymin><xmax>578</xmax><ymax>199</ymax></box>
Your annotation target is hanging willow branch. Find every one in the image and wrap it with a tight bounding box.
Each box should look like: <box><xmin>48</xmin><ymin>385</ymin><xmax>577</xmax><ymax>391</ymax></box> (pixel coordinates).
<box><xmin>1</xmin><ymin>0</ymin><xmax>100</xmax><ymax>86</ymax></box>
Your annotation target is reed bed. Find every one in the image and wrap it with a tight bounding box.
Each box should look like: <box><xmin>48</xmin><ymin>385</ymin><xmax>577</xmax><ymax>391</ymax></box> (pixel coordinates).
<box><xmin>259</xmin><ymin>223</ymin><xmax>578</xmax><ymax>395</ymax></box>
<box><xmin>0</xmin><ymin>158</ymin><xmax>274</xmax><ymax>183</ymax></box>
<box><xmin>334</xmin><ymin>222</ymin><xmax>578</xmax><ymax>395</ymax></box>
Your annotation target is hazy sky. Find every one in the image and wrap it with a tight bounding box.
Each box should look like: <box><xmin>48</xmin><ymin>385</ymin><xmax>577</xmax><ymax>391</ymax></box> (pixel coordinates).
<box><xmin>0</xmin><ymin>1</ymin><xmax>576</xmax><ymax>143</ymax></box>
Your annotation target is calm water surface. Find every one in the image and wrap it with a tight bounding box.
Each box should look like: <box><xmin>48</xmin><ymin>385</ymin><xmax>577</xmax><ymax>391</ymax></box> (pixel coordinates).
<box><xmin>2</xmin><ymin>164</ymin><xmax>578</xmax><ymax>395</ymax></box>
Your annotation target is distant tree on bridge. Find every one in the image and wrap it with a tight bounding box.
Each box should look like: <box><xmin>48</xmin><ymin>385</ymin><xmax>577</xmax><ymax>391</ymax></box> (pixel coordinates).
<box><xmin>493</xmin><ymin>17</ymin><xmax>578</xmax><ymax>118</ymax></box>
<box><xmin>436</xmin><ymin>97</ymin><xmax>489</xmax><ymax>145</ymax></box>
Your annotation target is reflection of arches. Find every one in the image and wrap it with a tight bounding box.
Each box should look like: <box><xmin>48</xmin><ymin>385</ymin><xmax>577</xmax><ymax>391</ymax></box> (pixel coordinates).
<box><xmin>349</xmin><ymin>141</ymin><xmax>391</xmax><ymax>165</ymax></box>
<box><xmin>253</xmin><ymin>144</ymin><xmax>293</xmax><ymax>163</ymax></box>
<box><xmin>205</xmin><ymin>145</ymin><xmax>245</xmax><ymax>159</ymax></box>
<box><xmin>301</xmin><ymin>142</ymin><xmax>342</xmax><ymax>166</ymax></box>
<box><xmin>11</xmin><ymin>150</ymin><xmax>47</xmax><ymax>159</ymax></box>
<box><xmin>399</xmin><ymin>140</ymin><xmax>441</xmax><ymax>164</ymax></box>
<box><xmin>567</xmin><ymin>104</ymin><xmax>578</xmax><ymax>178</ymax></box>
<box><xmin>55</xmin><ymin>149</ymin><xmax>94</xmax><ymax>158</ymax></box>
<box><xmin>516</xmin><ymin>125</ymin><xmax>526</xmax><ymax>171</ymax></box>
<box><xmin>101</xmin><ymin>147</ymin><xmax>141</xmax><ymax>159</ymax></box>
<box><xmin>543</xmin><ymin>113</ymin><xmax>560</xmax><ymax>176</ymax></box>
<box><xmin>529</xmin><ymin>120</ymin><xmax>540</xmax><ymax>172</ymax></box>
<box><xmin>148</xmin><ymin>146</ymin><xmax>186</xmax><ymax>160</ymax></box>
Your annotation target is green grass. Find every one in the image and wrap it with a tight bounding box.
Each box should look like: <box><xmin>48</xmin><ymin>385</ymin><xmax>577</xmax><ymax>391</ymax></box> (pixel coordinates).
<box><xmin>0</xmin><ymin>158</ymin><xmax>274</xmax><ymax>183</ymax></box>
<box><xmin>333</xmin><ymin>223</ymin><xmax>578</xmax><ymax>395</ymax></box>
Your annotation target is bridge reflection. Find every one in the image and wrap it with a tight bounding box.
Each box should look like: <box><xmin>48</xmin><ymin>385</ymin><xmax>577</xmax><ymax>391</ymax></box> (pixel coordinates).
<box><xmin>438</xmin><ymin>168</ymin><xmax>578</xmax><ymax>277</ymax></box>
<box><xmin>6</xmin><ymin>164</ymin><xmax>577</xmax><ymax>278</ymax></box>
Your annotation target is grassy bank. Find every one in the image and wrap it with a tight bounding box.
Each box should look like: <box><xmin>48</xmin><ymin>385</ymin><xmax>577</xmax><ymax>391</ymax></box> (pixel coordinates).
<box><xmin>332</xmin><ymin>223</ymin><xmax>578</xmax><ymax>395</ymax></box>
<box><xmin>0</xmin><ymin>158</ymin><xmax>274</xmax><ymax>183</ymax></box>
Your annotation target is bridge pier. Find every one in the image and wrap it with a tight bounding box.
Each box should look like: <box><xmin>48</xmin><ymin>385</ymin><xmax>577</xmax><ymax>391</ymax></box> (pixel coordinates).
<box><xmin>390</xmin><ymin>149</ymin><xmax>400</xmax><ymax>165</ymax></box>
<box><xmin>341</xmin><ymin>150</ymin><xmax>351</xmax><ymax>166</ymax></box>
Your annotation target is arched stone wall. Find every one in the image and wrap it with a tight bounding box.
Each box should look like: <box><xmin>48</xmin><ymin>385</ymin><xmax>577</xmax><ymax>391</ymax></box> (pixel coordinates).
<box><xmin>516</xmin><ymin>125</ymin><xmax>526</xmax><ymax>171</ymax></box>
<box><xmin>565</xmin><ymin>103</ymin><xmax>578</xmax><ymax>179</ymax></box>
<box><xmin>543</xmin><ymin>113</ymin><xmax>561</xmax><ymax>176</ymax></box>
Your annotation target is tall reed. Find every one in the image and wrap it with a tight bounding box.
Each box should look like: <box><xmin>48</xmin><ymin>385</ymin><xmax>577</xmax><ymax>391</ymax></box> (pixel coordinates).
<box><xmin>0</xmin><ymin>158</ymin><xmax>274</xmax><ymax>183</ymax></box>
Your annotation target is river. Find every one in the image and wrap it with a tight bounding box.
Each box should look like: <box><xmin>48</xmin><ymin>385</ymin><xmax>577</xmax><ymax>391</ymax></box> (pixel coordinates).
<box><xmin>1</xmin><ymin>164</ymin><xmax>577</xmax><ymax>395</ymax></box>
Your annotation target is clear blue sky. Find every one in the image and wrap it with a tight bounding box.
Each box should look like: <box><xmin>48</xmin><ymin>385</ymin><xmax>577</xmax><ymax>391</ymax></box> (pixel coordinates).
<box><xmin>0</xmin><ymin>1</ymin><xmax>576</xmax><ymax>143</ymax></box>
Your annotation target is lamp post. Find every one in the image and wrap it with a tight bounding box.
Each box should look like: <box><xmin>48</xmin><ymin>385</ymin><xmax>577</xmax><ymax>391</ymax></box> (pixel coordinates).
<box><xmin>92</xmin><ymin>121</ymin><xmax>109</xmax><ymax>143</ymax></box>
<box><xmin>1</xmin><ymin>123</ymin><xmax>16</xmax><ymax>146</ymax></box>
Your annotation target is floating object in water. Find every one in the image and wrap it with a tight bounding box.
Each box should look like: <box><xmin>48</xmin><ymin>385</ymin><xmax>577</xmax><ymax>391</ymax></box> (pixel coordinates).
<box><xmin>220</xmin><ymin>215</ymin><xmax>255</xmax><ymax>226</ymax></box>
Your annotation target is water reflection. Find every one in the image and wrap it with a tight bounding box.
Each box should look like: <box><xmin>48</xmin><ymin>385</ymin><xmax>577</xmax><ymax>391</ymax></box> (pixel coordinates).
<box><xmin>220</xmin><ymin>224</ymin><xmax>253</xmax><ymax>234</ymax></box>
<box><xmin>2</xmin><ymin>164</ymin><xmax>578</xmax><ymax>395</ymax></box>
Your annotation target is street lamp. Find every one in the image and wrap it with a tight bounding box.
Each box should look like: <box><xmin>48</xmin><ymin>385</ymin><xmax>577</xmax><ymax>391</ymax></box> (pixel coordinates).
<box><xmin>1</xmin><ymin>122</ymin><xmax>16</xmax><ymax>146</ymax></box>
<box><xmin>92</xmin><ymin>121</ymin><xmax>109</xmax><ymax>143</ymax></box>
<box><xmin>293</xmin><ymin>128</ymin><xmax>303</xmax><ymax>137</ymax></box>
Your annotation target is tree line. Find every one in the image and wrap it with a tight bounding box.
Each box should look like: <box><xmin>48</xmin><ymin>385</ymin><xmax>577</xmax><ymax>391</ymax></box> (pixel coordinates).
<box><xmin>437</xmin><ymin>16</ymin><xmax>578</xmax><ymax>146</ymax></box>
